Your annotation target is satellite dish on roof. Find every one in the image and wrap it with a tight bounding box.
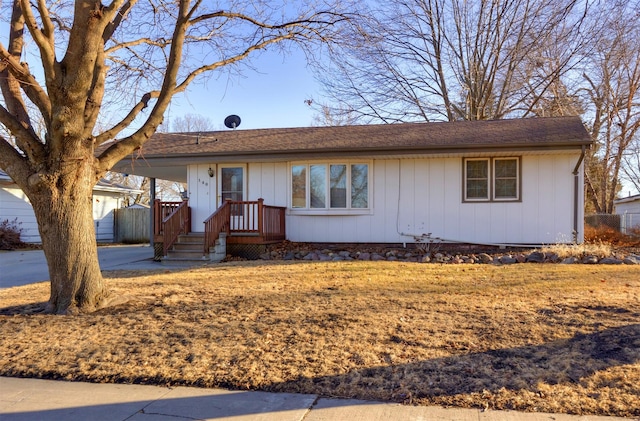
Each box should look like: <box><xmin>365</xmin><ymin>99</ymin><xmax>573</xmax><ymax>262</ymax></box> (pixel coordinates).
<box><xmin>224</xmin><ymin>115</ymin><xmax>241</xmax><ymax>129</ymax></box>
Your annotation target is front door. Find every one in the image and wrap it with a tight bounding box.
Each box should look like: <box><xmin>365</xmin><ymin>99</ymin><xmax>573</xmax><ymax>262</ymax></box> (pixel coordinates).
<box><xmin>217</xmin><ymin>166</ymin><xmax>245</xmax><ymax>206</ymax></box>
<box><xmin>218</xmin><ymin>166</ymin><xmax>246</xmax><ymax>229</ymax></box>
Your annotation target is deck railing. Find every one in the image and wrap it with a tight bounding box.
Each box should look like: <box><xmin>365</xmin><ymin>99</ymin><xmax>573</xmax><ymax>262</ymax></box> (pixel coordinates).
<box><xmin>202</xmin><ymin>199</ymin><xmax>286</xmax><ymax>254</ymax></box>
<box><xmin>203</xmin><ymin>200</ymin><xmax>231</xmax><ymax>256</ymax></box>
<box><xmin>261</xmin><ymin>201</ymin><xmax>287</xmax><ymax>242</ymax></box>
<box><xmin>159</xmin><ymin>200</ymin><xmax>190</xmax><ymax>257</ymax></box>
<box><xmin>153</xmin><ymin>200</ymin><xmax>185</xmax><ymax>235</ymax></box>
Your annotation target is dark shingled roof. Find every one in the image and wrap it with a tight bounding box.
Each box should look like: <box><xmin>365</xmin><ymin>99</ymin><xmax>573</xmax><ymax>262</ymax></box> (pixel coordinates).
<box><xmin>123</xmin><ymin>116</ymin><xmax>591</xmax><ymax>159</ymax></box>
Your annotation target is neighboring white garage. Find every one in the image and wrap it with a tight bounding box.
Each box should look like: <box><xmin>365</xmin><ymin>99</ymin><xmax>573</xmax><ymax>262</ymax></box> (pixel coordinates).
<box><xmin>0</xmin><ymin>170</ymin><xmax>140</xmax><ymax>244</ymax></box>
<box><xmin>614</xmin><ymin>193</ymin><xmax>640</xmax><ymax>235</ymax></box>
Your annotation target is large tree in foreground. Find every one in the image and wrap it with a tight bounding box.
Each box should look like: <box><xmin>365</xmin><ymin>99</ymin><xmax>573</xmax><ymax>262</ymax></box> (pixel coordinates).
<box><xmin>0</xmin><ymin>0</ymin><xmax>350</xmax><ymax>314</ymax></box>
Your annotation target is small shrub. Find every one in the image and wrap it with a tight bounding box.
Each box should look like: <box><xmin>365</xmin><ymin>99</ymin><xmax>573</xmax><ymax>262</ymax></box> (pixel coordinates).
<box><xmin>0</xmin><ymin>218</ymin><xmax>25</xmax><ymax>250</ymax></box>
<box><xmin>584</xmin><ymin>225</ymin><xmax>640</xmax><ymax>247</ymax></box>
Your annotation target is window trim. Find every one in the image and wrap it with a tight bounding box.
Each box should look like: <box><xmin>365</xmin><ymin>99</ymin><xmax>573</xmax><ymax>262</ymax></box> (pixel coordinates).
<box><xmin>289</xmin><ymin>161</ymin><xmax>372</xmax><ymax>215</ymax></box>
<box><xmin>463</xmin><ymin>157</ymin><xmax>521</xmax><ymax>202</ymax></box>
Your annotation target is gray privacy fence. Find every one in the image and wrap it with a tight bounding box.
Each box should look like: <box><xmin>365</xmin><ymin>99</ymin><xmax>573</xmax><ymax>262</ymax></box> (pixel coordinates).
<box><xmin>114</xmin><ymin>207</ymin><xmax>150</xmax><ymax>243</ymax></box>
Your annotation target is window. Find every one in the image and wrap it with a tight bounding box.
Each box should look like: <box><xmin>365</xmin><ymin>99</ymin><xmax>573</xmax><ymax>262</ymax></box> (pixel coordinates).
<box><xmin>291</xmin><ymin>162</ymin><xmax>370</xmax><ymax>210</ymax></box>
<box><xmin>464</xmin><ymin>157</ymin><xmax>519</xmax><ymax>201</ymax></box>
<box><xmin>291</xmin><ymin>165</ymin><xmax>306</xmax><ymax>208</ymax></box>
<box><xmin>494</xmin><ymin>158</ymin><xmax>518</xmax><ymax>199</ymax></box>
<box><xmin>465</xmin><ymin>159</ymin><xmax>489</xmax><ymax>200</ymax></box>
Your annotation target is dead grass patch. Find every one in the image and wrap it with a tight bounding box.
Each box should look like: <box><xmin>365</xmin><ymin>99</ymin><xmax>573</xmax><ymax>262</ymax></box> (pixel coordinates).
<box><xmin>540</xmin><ymin>243</ymin><xmax>613</xmax><ymax>259</ymax></box>
<box><xmin>1</xmin><ymin>261</ymin><xmax>639</xmax><ymax>417</ymax></box>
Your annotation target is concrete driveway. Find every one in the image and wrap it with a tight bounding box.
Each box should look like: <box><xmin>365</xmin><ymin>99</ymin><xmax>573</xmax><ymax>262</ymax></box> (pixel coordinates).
<box><xmin>0</xmin><ymin>244</ymin><xmax>162</xmax><ymax>289</ymax></box>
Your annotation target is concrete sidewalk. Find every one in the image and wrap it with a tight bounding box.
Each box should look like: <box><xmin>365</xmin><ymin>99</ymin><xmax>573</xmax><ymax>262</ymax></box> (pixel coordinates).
<box><xmin>0</xmin><ymin>377</ymin><xmax>632</xmax><ymax>421</ymax></box>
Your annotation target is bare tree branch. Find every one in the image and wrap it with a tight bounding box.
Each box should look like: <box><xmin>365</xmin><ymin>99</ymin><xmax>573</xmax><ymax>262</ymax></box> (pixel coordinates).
<box><xmin>19</xmin><ymin>0</ymin><xmax>57</xmax><ymax>82</ymax></box>
<box><xmin>103</xmin><ymin>0</ymin><xmax>136</xmax><ymax>42</ymax></box>
<box><xmin>94</xmin><ymin>91</ymin><xmax>160</xmax><ymax>145</ymax></box>
<box><xmin>314</xmin><ymin>0</ymin><xmax>588</xmax><ymax>123</ymax></box>
<box><xmin>0</xmin><ymin>43</ymin><xmax>52</xmax><ymax>124</ymax></box>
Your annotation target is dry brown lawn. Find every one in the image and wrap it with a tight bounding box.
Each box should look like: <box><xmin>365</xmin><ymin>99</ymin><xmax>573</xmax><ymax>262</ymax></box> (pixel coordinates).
<box><xmin>1</xmin><ymin>261</ymin><xmax>639</xmax><ymax>417</ymax></box>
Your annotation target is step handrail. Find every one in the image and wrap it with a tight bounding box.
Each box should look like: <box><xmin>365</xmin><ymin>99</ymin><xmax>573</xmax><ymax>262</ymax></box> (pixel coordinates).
<box><xmin>203</xmin><ymin>200</ymin><xmax>231</xmax><ymax>256</ymax></box>
<box><xmin>162</xmin><ymin>200</ymin><xmax>190</xmax><ymax>257</ymax></box>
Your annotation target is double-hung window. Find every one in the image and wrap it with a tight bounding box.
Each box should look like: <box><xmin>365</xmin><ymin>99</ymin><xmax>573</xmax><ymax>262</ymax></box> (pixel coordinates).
<box><xmin>464</xmin><ymin>157</ymin><xmax>520</xmax><ymax>201</ymax></box>
<box><xmin>291</xmin><ymin>162</ymin><xmax>369</xmax><ymax>211</ymax></box>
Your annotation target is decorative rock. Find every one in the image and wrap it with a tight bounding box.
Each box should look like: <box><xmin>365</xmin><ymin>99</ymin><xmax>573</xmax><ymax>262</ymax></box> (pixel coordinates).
<box><xmin>599</xmin><ymin>257</ymin><xmax>623</xmax><ymax>265</ymax></box>
<box><xmin>544</xmin><ymin>252</ymin><xmax>561</xmax><ymax>263</ymax></box>
<box><xmin>582</xmin><ymin>255</ymin><xmax>599</xmax><ymax>264</ymax></box>
<box><xmin>526</xmin><ymin>251</ymin><xmax>545</xmax><ymax>263</ymax></box>
<box><xmin>261</xmin><ymin>243</ymin><xmax>640</xmax><ymax>266</ymax></box>
<box><xmin>499</xmin><ymin>256</ymin><xmax>517</xmax><ymax>264</ymax></box>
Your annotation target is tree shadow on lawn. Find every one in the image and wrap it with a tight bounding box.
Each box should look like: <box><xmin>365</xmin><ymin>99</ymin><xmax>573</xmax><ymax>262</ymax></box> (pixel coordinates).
<box><xmin>269</xmin><ymin>323</ymin><xmax>640</xmax><ymax>405</ymax></box>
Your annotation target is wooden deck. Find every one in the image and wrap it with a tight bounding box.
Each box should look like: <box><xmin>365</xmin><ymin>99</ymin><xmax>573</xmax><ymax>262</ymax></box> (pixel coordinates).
<box><xmin>154</xmin><ymin>199</ymin><xmax>286</xmax><ymax>257</ymax></box>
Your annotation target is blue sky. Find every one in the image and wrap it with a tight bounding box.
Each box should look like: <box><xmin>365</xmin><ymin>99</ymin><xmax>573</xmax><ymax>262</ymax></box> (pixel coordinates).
<box><xmin>167</xmin><ymin>48</ymin><xmax>321</xmax><ymax>130</ymax></box>
<box><xmin>0</xmin><ymin>17</ymin><xmax>322</xmax><ymax>132</ymax></box>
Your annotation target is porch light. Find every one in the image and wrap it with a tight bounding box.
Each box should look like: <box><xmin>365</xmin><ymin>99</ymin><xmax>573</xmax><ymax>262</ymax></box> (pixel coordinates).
<box><xmin>208</xmin><ymin>167</ymin><xmax>214</xmax><ymax>178</ymax></box>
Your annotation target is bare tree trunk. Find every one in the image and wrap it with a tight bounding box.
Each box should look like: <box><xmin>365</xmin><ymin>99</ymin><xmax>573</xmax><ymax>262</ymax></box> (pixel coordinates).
<box><xmin>30</xmin><ymin>172</ymin><xmax>108</xmax><ymax>314</ymax></box>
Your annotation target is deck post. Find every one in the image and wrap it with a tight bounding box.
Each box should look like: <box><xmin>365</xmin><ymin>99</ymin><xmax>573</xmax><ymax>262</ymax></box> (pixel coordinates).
<box><xmin>257</xmin><ymin>198</ymin><xmax>264</xmax><ymax>239</ymax></box>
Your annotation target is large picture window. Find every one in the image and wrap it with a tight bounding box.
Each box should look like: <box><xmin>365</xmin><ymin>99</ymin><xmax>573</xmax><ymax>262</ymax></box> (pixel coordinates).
<box><xmin>464</xmin><ymin>157</ymin><xmax>520</xmax><ymax>202</ymax></box>
<box><xmin>291</xmin><ymin>162</ymin><xmax>369</xmax><ymax>210</ymax></box>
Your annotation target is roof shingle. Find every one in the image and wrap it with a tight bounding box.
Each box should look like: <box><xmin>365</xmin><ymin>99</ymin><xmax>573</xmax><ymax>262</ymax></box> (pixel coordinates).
<box><xmin>120</xmin><ymin>116</ymin><xmax>592</xmax><ymax>159</ymax></box>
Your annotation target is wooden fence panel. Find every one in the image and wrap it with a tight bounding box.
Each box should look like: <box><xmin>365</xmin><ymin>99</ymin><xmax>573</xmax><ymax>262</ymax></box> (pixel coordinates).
<box><xmin>115</xmin><ymin>208</ymin><xmax>150</xmax><ymax>243</ymax></box>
